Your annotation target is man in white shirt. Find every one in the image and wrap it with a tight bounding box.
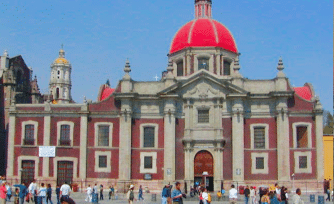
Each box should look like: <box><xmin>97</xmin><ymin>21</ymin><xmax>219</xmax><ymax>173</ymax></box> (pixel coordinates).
<box><xmin>60</xmin><ymin>181</ymin><xmax>72</xmax><ymax>199</ymax></box>
<box><xmin>28</xmin><ymin>179</ymin><xmax>37</xmax><ymax>202</ymax></box>
<box><xmin>85</xmin><ymin>185</ymin><xmax>92</xmax><ymax>202</ymax></box>
<box><xmin>229</xmin><ymin>184</ymin><xmax>238</xmax><ymax>204</ymax></box>
<box><xmin>201</xmin><ymin>188</ymin><xmax>209</xmax><ymax>204</ymax></box>
<box><xmin>292</xmin><ymin>188</ymin><xmax>304</xmax><ymax>204</ymax></box>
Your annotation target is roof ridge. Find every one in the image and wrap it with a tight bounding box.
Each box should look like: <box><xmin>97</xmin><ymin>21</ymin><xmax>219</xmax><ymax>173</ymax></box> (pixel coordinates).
<box><xmin>209</xmin><ymin>19</ymin><xmax>219</xmax><ymax>44</ymax></box>
<box><xmin>187</xmin><ymin>19</ymin><xmax>197</xmax><ymax>44</ymax></box>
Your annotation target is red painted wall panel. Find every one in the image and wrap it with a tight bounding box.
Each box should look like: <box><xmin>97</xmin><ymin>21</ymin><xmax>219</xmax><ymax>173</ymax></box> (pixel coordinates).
<box><xmin>244</xmin><ymin>118</ymin><xmax>277</xmax><ymax>149</ymax></box>
<box><xmin>50</xmin><ymin>117</ymin><xmax>81</xmax><ymax>146</ymax></box>
<box><xmin>87</xmin><ymin>118</ymin><xmax>120</xmax><ymax>148</ymax></box>
<box><xmin>244</xmin><ymin>150</ymin><xmax>278</xmax><ymax>180</ymax></box>
<box><xmin>288</xmin><ymin>95</ymin><xmax>314</xmax><ymax>111</ymax></box>
<box><xmin>131</xmin><ymin>118</ymin><xmax>164</xmax><ymax>148</ymax></box>
<box><xmin>222</xmin><ymin>118</ymin><xmax>232</xmax><ymax>180</ymax></box>
<box><xmin>289</xmin><ymin>150</ymin><xmax>317</xmax><ymax>179</ymax></box>
<box><xmin>86</xmin><ymin>149</ymin><xmax>119</xmax><ymax>179</ymax></box>
<box><xmin>131</xmin><ymin>150</ymin><xmax>164</xmax><ymax>180</ymax></box>
<box><xmin>89</xmin><ymin>96</ymin><xmax>120</xmax><ymax>112</ymax></box>
<box><xmin>289</xmin><ymin>117</ymin><xmax>315</xmax><ymax>148</ymax></box>
<box><xmin>16</xmin><ymin>117</ymin><xmax>44</xmax><ymax>146</ymax></box>
<box><xmin>13</xmin><ymin>147</ymin><xmax>39</xmax><ymax>176</ymax></box>
<box><xmin>175</xmin><ymin>118</ymin><xmax>185</xmax><ymax>180</ymax></box>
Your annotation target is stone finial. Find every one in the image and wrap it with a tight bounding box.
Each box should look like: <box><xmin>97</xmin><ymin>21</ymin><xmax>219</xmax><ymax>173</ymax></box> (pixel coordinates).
<box><xmin>166</xmin><ymin>59</ymin><xmax>174</xmax><ymax>79</ymax></box>
<box><xmin>123</xmin><ymin>59</ymin><xmax>131</xmax><ymax>80</ymax></box>
<box><xmin>277</xmin><ymin>57</ymin><xmax>286</xmax><ymax>78</ymax></box>
<box><xmin>59</xmin><ymin>44</ymin><xmax>65</xmax><ymax>58</ymax></box>
<box><xmin>3</xmin><ymin>50</ymin><xmax>8</xmax><ymax>57</ymax></box>
<box><xmin>314</xmin><ymin>96</ymin><xmax>323</xmax><ymax>110</ymax></box>
<box><xmin>83</xmin><ymin>96</ymin><xmax>87</xmax><ymax>104</ymax></box>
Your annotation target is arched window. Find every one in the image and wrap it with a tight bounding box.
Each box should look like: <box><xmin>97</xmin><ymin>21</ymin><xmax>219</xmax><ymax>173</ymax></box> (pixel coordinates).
<box><xmin>56</xmin><ymin>88</ymin><xmax>59</xmax><ymax>99</ymax></box>
<box><xmin>223</xmin><ymin>61</ymin><xmax>231</xmax><ymax>75</ymax></box>
<box><xmin>177</xmin><ymin>61</ymin><xmax>184</xmax><ymax>76</ymax></box>
<box><xmin>198</xmin><ymin>58</ymin><xmax>209</xmax><ymax>70</ymax></box>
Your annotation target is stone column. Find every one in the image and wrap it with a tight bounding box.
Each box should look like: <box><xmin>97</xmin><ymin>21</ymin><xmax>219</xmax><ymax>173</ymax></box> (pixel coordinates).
<box><xmin>118</xmin><ymin>100</ymin><xmax>132</xmax><ymax>181</ymax></box>
<box><xmin>79</xmin><ymin>104</ymin><xmax>88</xmax><ymax>179</ymax></box>
<box><xmin>314</xmin><ymin>100</ymin><xmax>324</xmax><ymax>180</ymax></box>
<box><xmin>214</xmin><ymin>148</ymin><xmax>223</xmax><ymax>191</ymax></box>
<box><xmin>42</xmin><ymin>114</ymin><xmax>51</xmax><ymax>178</ymax></box>
<box><xmin>163</xmin><ymin>99</ymin><xmax>176</xmax><ymax>183</ymax></box>
<box><xmin>6</xmin><ymin>106</ymin><xmax>16</xmax><ymax>177</ymax></box>
<box><xmin>232</xmin><ymin>98</ymin><xmax>244</xmax><ymax>181</ymax></box>
<box><xmin>276</xmin><ymin>100</ymin><xmax>290</xmax><ymax>181</ymax></box>
<box><xmin>215</xmin><ymin>54</ymin><xmax>220</xmax><ymax>75</ymax></box>
<box><xmin>183</xmin><ymin>143</ymin><xmax>193</xmax><ymax>191</ymax></box>
<box><xmin>186</xmin><ymin>54</ymin><xmax>191</xmax><ymax>75</ymax></box>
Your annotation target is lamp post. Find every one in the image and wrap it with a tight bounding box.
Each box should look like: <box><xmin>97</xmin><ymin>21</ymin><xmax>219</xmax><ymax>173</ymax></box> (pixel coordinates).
<box><xmin>203</xmin><ymin>171</ymin><xmax>209</xmax><ymax>189</ymax></box>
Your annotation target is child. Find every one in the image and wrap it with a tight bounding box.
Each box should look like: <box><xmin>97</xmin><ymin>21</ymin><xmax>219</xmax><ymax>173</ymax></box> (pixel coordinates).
<box><xmin>14</xmin><ymin>188</ymin><xmax>19</xmax><ymax>204</ymax></box>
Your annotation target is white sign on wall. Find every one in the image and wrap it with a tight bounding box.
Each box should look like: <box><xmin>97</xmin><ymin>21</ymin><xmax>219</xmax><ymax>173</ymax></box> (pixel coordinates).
<box><xmin>39</xmin><ymin>146</ymin><xmax>56</xmax><ymax>157</ymax></box>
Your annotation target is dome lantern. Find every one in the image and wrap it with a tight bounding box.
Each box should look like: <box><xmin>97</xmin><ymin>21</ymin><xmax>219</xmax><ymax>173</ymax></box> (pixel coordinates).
<box><xmin>195</xmin><ymin>0</ymin><xmax>212</xmax><ymax>19</ymax></box>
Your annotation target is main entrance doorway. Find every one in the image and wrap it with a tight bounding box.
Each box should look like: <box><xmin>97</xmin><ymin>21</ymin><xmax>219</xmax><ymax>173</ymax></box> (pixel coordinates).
<box><xmin>21</xmin><ymin>160</ymin><xmax>35</xmax><ymax>185</ymax></box>
<box><xmin>194</xmin><ymin>150</ymin><xmax>214</xmax><ymax>191</ymax></box>
<box><xmin>57</xmin><ymin>161</ymin><xmax>73</xmax><ymax>186</ymax></box>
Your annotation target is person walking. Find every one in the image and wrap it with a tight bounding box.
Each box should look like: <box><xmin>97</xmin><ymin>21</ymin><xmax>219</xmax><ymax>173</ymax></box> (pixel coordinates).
<box><xmin>28</xmin><ymin>180</ymin><xmax>37</xmax><ymax>203</ymax></box>
<box><xmin>217</xmin><ymin>190</ymin><xmax>222</xmax><ymax>201</ymax></box>
<box><xmin>85</xmin><ymin>185</ymin><xmax>92</xmax><ymax>202</ymax></box>
<box><xmin>0</xmin><ymin>182</ymin><xmax>7</xmax><ymax>204</ymax></box>
<box><xmin>108</xmin><ymin>185</ymin><xmax>114</xmax><ymax>200</ymax></box>
<box><xmin>250</xmin><ymin>186</ymin><xmax>256</xmax><ymax>204</ymax></box>
<box><xmin>138</xmin><ymin>185</ymin><xmax>144</xmax><ymax>201</ymax></box>
<box><xmin>55</xmin><ymin>185</ymin><xmax>60</xmax><ymax>204</ymax></box>
<box><xmin>261</xmin><ymin>190</ymin><xmax>270</xmax><ymax>204</ymax></box>
<box><xmin>59</xmin><ymin>182</ymin><xmax>71</xmax><ymax>200</ymax></box>
<box><xmin>5</xmin><ymin>183</ymin><xmax>11</xmax><ymax>202</ymax></box>
<box><xmin>244</xmin><ymin>186</ymin><xmax>250</xmax><ymax>204</ymax></box>
<box><xmin>171</xmin><ymin>182</ymin><xmax>185</xmax><ymax>204</ymax></box>
<box><xmin>13</xmin><ymin>188</ymin><xmax>19</xmax><ymax>204</ymax></box>
<box><xmin>201</xmin><ymin>187</ymin><xmax>209</xmax><ymax>204</ymax></box>
<box><xmin>325</xmin><ymin>186</ymin><xmax>331</xmax><ymax>201</ymax></box>
<box><xmin>93</xmin><ymin>184</ymin><xmax>98</xmax><ymax>201</ymax></box>
<box><xmin>99</xmin><ymin>185</ymin><xmax>103</xmax><ymax>200</ymax></box>
<box><xmin>126</xmin><ymin>185</ymin><xmax>135</xmax><ymax>204</ymax></box>
<box><xmin>38</xmin><ymin>183</ymin><xmax>47</xmax><ymax>204</ymax></box>
<box><xmin>292</xmin><ymin>188</ymin><xmax>304</xmax><ymax>204</ymax></box>
<box><xmin>13</xmin><ymin>182</ymin><xmax>27</xmax><ymax>204</ymax></box>
<box><xmin>46</xmin><ymin>184</ymin><xmax>53</xmax><ymax>204</ymax></box>
<box><xmin>229</xmin><ymin>184</ymin><xmax>238</xmax><ymax>204</ymax></box>
<box><xmin>161</xmin><ymin>184</ymin><xmax>171</xmax><ymax>204</ymax></box>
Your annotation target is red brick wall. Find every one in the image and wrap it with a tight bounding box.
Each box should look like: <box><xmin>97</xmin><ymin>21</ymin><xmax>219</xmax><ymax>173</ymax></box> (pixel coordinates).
<box><xmin>288</xmin><ymin>95</ymin><xmax>314</xmax><ymax>111</ymax></box>
<box><xmin>16</xmin><ymin>117</ymin><xmax>44</xmax><ymax>145</ymax></box>
<box><xmin>175</xmin><ymin>118</ymin><xmax>185</xmax><ymax>180</ymax></box>
<box><xmin>289</xmin><ymin>117</ymin><xmax>315</xmax><ymax>148</ymax></box>
<box><xmin>86</xmin><ymin>148</ymin><xmax>119</xmax><ymax>179</ymax></box>
<box><xmin>222</xmin><ymin>118</ymin><xmax>232</xmax><ymax>180</ymax></box>
<box><xmin>50</xmin><ymin>117</ymin><xmax>81</xmax><ymax>146</ymax></box>
<box><xmin>289</xmin><ymin>150</ymin><xmax>317</xmax><ymax>179</ymax></box>
<box><xmin>87</xmin><ymin>118</ymin><xmax>120</xmax><ymax>147</ymax></box>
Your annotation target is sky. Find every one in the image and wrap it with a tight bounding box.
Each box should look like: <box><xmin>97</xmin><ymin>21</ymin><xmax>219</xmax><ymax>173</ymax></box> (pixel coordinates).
<box><xmin>0</xmin><ymin>0</ymin><xmax>332</xmax><ymax>111</ymax></box>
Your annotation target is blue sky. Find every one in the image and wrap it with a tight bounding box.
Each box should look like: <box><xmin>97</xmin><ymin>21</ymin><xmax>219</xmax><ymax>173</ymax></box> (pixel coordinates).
<box><xmin>0</xmin><ymin>0</ymin><xmax>332</xmax><ymax>111</ymax></box>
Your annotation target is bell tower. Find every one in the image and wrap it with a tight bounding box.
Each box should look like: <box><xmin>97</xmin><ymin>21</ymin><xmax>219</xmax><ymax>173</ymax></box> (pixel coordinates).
<box><xmin>49</xmin><ymin>46</ymin><xmax>72</xmax><ymax>104</ymax></box>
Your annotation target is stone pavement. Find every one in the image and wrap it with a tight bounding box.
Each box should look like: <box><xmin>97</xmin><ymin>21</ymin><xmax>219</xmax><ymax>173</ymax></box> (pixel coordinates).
<box><xmin>44</xmin><ymin>192</ymin><xmax>332</xmax><ymax>204</ymax></box>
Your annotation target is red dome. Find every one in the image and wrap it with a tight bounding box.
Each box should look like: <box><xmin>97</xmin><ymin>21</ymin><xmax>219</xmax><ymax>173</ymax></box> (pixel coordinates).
<box><xmin>170</xmin><ymin>19</ymin><xmax>238</xmax><ymax>54</ymax></box>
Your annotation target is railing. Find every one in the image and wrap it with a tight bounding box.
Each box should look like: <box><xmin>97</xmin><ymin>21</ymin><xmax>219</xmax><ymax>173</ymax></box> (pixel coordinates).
<box><xmin>59</xmin><ymin>139</ymin><xmax>71</xmax><ymax>146</ymax></box>
<box><xmin>23</xmin><ymin>139</ymin><xmax>35</xmax><ymax>145</ymax></box>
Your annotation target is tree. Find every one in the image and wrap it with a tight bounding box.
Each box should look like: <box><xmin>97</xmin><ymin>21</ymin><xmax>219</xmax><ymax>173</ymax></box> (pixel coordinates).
<box><xmin>323</xmin><ymin>110</ymin><xmax>333</xmax><ymax>134</ymax></box>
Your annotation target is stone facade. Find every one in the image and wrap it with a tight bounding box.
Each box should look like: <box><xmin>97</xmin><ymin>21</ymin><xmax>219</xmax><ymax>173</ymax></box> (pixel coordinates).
<box><xmin>6</xmin><ymin>0</ymin><xmax>324</xmax><ymax>193</ymax></box>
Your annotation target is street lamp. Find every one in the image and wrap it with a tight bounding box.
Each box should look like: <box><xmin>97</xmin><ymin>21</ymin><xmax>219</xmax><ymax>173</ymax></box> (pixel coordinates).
<box><xmin>203</xmin><ymin>171</ymin><xmax>209</xmax><ymax>189</ymax></box>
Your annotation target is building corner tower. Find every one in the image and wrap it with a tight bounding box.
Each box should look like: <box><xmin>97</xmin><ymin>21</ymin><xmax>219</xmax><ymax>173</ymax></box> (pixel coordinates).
<box><xmin>49</xmin><ymin>47</ymin><xmax>72</xmax><ymax>104</ymax></box>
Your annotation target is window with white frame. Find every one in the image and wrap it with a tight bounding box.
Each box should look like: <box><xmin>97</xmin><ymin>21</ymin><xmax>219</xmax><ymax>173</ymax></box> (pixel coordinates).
<box><xmin>94</xmin><ymin>123</ymin><xmax>113</xmax><ymax>147</ymax></box>
<box><xmin>177</xmin><ymin>61</ymin><xmax>184</xmax><ymax>76</ymax></box>
<box><xmin>250</xmin><ymin>124</ymin><xmax>269</xmax><ymax>150</ymax></box>
<box><xmin>140</xmin><ymin>152</ymin><xmax>157</xmax><ymax>173</ymax></box>
<box><xmin>292</xmin><ymin>122</ymin><xmax>312</xmax><ymax>149</ymax></box>
<box><xmin>57</xmin><ymin>121</ymin><xmax>74</xmax><ymax>147</ymax></box>
<box><xmin>140</xmin><ymin>124</ymin><xmax>158</xmax><ymax>148</ymax></box>
<box><xmin>223</xmin><ymin>61</ymin><xmax>231</xmax><ymax>76</ymax></box>
<box><xmin>95</xmin><ymin>151</ymin><xmax>111</xmax><ymax>173</ymax></box>
<box><xmin>294</xmin><ymin>151</ymin><xmax>312</xmax><ymax>173</ymax></box>
<box><xmin>21</xmin><ymin>121</ymin><xmax>38</xmax><ymax>146</ymax></box>
<box><xmin>251</xmin><ymin>152</ymin><xmax>268</xmax><ymax>174</ymax></box>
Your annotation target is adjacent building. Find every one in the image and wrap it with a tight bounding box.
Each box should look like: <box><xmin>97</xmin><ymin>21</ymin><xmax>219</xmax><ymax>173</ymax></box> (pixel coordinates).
<box><xmin>6</xmin><ymin>0</ymin><xmax>324</xmax><ymax>192</ymax></box>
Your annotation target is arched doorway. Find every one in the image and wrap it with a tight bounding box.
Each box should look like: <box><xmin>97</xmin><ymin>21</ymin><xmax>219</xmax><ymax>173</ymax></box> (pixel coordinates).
<box><xmin>194</xmin><ymin>150</ymin><xmax>214</xmax><ymax>191</ymax></box>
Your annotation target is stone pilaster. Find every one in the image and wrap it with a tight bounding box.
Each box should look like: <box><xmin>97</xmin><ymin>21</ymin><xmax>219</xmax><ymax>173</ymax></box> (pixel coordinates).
<box><xmin>314</xmin><ymin>99</ymin><xmax>324</xmax><ymax>180</ymax></box>
<box><xmin>42</xmin><ymin>112</ymin><xmax>51</xmax><ymax>178</ymax></box>
<box><xmin>163</xmin><ymin>99</ymin><xmax>176</xmax><ymax>183</ymax></box>
<box><xmin>183</xmin><ymin>142</ymin><xmax>193</xmax><ymax>191</ymax></box>
<box><xmin>276</xmin><ymin>99</ymin><xmax>290</xmax><ymax>181</ymax></box>
<box><xmin>79</xmin><ymin>104</ymin><xmax>88</xmax><ymax>179</ymax></box>
<box><xmin>118</xmin><ymin>100</ymin><xmax>132</xmax><ymax>181</ymax></box>
<box><xmin>214</xmin><ymin>148</ymin><xmax>223</xmax><ymax>191</ymax></box>
<box><xmin>186</xmin><ymin>54</ymin><xmax>191</xmax><ymax>75</ymax></box>
<box><xmin>6</xmin><ymin>106</ymin><xmax>16</xmax><ymax>177</ymax></box>
<box><xmin>232</xmin><ymin>98</ymin><xmax>244</xmax><ymax>181</ymax></box>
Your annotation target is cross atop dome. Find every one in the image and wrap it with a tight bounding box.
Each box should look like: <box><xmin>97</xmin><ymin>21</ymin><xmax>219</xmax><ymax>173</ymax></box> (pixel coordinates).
<box><xmin>195</xmin><ymin>0</ymin><xmax>212</xmax><ymax>19</ymax></box>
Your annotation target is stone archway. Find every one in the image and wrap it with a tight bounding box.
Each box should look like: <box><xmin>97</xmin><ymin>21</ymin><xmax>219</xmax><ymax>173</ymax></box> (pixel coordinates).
<box><xmin>194</xmin><ymin>150</ymin><xmax>214</xmax><ymax>191</ymax></box>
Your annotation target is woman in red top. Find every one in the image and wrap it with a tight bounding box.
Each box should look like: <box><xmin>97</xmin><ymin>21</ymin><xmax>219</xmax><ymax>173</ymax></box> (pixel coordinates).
<box><xmin>0</xmin><ymin>182</ymin><xmax>7</xmax><ymax>204</ymax></box>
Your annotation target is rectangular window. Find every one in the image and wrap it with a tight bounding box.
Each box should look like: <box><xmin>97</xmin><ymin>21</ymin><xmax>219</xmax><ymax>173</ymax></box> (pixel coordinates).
<box><xmin>24</xmin><ymin>125</ymin><xmax>35</xmax><ymax>145</ymax></box>
<box><xmin>21</xmin><ymin>160</ymin><xmax>35</xmax><ymax>185</ymax></box>
<box><xmin>256</xmin><ymin>157</ymin><xmax>264</xmax><ymax>169</ymax></box>
<box><xmin>59</xmin><ymin>125</ymin><xmax>71</xmax><ymax>146</ymax></box>
<box><xmin>223</xmin><ymin>61</ymin><xmax>231</xmax><ymax>75</ymax></box>
<box><xmin>98</xmin><ymin>125</ymin><xmax>110</xmax><ymax>146</ymax></box>
<box><xmin>144</xmin><ymin>156</ymin><xmax>153</xmax><ymax>169</ymax></box>
<box><xmin>177</xmin><ymin>61</ymin><xmax>183</xmax><ymax>76</ymax></box>
<box><xmin>99</xmin><ymin>156</ymin><xmax>107</xmax><ymax>168</ymax></box>
<box><xmin>198</xmin><ymin>58</ymin><xmax>209</xmax><ymax>70</ymax></box>
<box><xmin>144</xmin><ymin>127</ymin><xmax>155</xmax><ymax>148</ymax></box>
<box><xmin>299</xmin><ymin>156</ymin><xmax>307</xmax><ymax>169</ymax></box>
<box><xmin>296</xmin><ymin>126</ymin><xmax>308</xmax><ymax>148</ymax></box>
<box><xmin>198</xmin><ymin>109</ymin><xmax>209</xmax><ymax>123</ymax></box>
<box><xmin>254</xmin><ymin>127</ymin><xmax>265</xmax><ymax>149</ymax></box>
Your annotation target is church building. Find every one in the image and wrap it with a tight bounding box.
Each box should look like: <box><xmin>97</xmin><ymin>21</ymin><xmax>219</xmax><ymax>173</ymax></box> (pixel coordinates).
<box><xmin>6</xmin><ymin>0</ymin><xmax>324</xmax><ymax>192</ymax></box>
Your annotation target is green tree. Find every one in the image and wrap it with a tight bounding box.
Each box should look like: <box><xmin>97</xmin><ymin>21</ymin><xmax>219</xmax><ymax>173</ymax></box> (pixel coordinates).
<box><xmin>323</xmin><ymin>110</ymin><xmax>333</xmax><ymax>134</ymax></box>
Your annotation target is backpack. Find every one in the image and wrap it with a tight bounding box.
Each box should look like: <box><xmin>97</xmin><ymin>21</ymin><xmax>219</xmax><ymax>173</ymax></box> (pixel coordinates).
<box><xmin>207</xmin><ymin>193</ymin><xmax>212</xmax><ymax>203</ymax></box>
<box><xmin>129</xmin><ymin>191</ymin><xmax>134</xmax><ymax>200</ymax></box>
